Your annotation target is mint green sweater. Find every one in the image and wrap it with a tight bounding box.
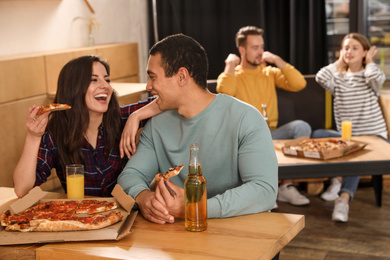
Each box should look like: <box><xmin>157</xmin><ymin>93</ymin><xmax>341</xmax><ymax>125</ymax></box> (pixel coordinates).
<box><xmin>118</xmin><ymin>94</ymin><xmax>278</xmax><ymax>218</ymax></box>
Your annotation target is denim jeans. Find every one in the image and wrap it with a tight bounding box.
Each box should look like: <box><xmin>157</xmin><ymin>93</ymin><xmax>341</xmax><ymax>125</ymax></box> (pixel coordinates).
<box><xmin>271</xmin><ymin>120</ymin><xmax>312</xmax><ymax>140</ymax></box>
<box><xmin>311</xmin><ymin>129</ymin><xmax>359</xmax><ymax>201</ymax></box>
<box><xmin>311</xmin><ymin>129</ymin><xmax>341</xmax><ymax>138</ymax></box>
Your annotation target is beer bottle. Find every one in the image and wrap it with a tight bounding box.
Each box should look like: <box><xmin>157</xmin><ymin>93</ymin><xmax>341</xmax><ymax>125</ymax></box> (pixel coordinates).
<box><xmin>261</xmin><ymin>103</ymin><xmax>269</xmax><ymax>126</ymax></box>
<box><xmin>184</xmin><ymin>143</ymin><xmax>207</xmax><ymax>231</ymax></box>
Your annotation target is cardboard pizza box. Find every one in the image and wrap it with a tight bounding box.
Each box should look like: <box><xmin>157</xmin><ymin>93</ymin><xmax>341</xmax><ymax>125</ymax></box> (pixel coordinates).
<box><xmin>281</xmin><ymin>136</ymin><xmax>368</xmax><ymax>160</ymax></box>
<box><xmin>0</xmin><ymin>184</ymin><xmax>137</xmax><ymax>245</ymax></box>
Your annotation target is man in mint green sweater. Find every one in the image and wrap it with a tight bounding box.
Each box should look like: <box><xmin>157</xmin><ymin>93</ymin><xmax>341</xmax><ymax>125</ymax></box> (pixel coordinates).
<box><xmin>117</xmin><ymin>34</ymin><xmax>278</xmax><ymax>224</ymax></box>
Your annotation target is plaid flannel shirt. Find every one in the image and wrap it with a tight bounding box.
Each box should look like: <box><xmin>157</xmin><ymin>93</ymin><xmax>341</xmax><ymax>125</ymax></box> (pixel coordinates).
<box><xmin>35</xmin><ymin>97</ymin><xmax>153</xmax><ymax>197</ymax></box>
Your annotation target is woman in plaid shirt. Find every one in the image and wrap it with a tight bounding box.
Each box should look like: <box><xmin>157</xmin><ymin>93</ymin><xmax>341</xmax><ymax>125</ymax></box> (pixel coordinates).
<box><xmin>13</xmin><ymin>55</ymin><xmax>161</xmax><ymax>198</ymax></box>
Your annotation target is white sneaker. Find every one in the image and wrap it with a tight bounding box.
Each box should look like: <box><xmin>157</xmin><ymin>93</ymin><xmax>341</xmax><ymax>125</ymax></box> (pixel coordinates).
<box><xmin>321</xmin><ymin>177</ymin><xmax>341</xmax><ymax>201</ymax></box>
<box><xmin>277</xmin><ymin>185</ymin><xmax>310</xmax><ymax>206</ymax></box>
<box><xmin>332</xmin><ymin>197</ymin><xmax>349</xmax><ymax>222</ymax></box>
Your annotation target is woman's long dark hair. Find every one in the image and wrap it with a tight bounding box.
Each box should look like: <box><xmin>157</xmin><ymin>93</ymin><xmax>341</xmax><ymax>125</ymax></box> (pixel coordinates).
<box><xmin>47</xmin><ymin>55</ymin><xmax>122</xmax><ymax>170</ymax></box>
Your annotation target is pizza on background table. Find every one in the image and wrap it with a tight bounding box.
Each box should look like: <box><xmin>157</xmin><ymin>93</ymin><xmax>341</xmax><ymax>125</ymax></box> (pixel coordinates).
<box><xmin>275</xmin><ymin>137</ymin><xmax>367</xmax><ymax>160</ymax></box>
<box><xmin>288</xmin><ymin>138</ymin><xmax>348</xmax><ymax>152</ymax></box>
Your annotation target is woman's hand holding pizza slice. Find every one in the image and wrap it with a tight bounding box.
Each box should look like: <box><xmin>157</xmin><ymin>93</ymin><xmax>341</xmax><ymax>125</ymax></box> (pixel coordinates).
<box><xmin>26</xmin><ymin>103</ymin><xmax>71</xmax><ymax>138</ymax></box>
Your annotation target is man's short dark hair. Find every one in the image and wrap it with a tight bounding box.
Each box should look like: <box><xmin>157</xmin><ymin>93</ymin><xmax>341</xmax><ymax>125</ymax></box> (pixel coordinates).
<box><xmin>149</xmin><ymin>34</ymin><xmax>209</xmax><ymax>89</ymax></box>
<box><xmin>235</xmin><ymin>26</ymin><xmax>264</xmax><ymax>48</ymax></box>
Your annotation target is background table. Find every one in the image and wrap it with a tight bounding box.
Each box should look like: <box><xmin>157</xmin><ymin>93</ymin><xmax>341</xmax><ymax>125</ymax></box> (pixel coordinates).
<box><xmin>0</xmin><ymin>187</ymin><xmax>304</xmax><ymax>260</ymax></box>
<box><xmin>274</xmin><ymin>135</ymin><xmax>390</xmax><ymax>206</ymax></box>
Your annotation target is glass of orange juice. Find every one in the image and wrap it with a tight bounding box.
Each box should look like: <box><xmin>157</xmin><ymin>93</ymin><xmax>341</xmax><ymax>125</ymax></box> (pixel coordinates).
<box><xmin>341</xmin><ymin>119</ymin><xmax>352</xmax><ymax>141</ymax></box>
<box><xmin>66</xmin><ymin>164</ymin><xmax>85</xmax><ymax>199</ymax></box>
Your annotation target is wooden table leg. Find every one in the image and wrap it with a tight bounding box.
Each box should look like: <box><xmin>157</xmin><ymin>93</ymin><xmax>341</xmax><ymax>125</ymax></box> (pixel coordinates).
<box><xmin>372</xmin><ymin>175</ymin><xmax>383</xmax><ymax>207</ymax></box>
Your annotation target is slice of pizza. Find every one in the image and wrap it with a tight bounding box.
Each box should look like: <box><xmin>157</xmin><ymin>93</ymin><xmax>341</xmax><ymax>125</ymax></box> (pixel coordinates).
<box><xmin>76</xmin><ymin>200</ymin><xmax>118</xmax><ymax>214</ymax></box>
<box><xmin>1</xmin><ymin>201</ymin><xmax>78</xmax><ymax>227</ymax></box>
<box><xmin>160</xmin><ymin>165</ymin><xmax>185</xmax><ymax>181</ymax></box>
<box><xmin>5</xmin><ymin>211</ymin><xmax>123</xmax><ymax>232</ymax></box>
<box><xmin>1</xmin><ymin>199</ymin><xmax>123</xmax><ymax>232</ymax></box>
<box><xmin>32</xmin><ymin>201</ymin><xmax>79</xmax><ymax>213</ymax></box>
<box><xmin>150</xmin><ymin>165</ymin><xmax>184</xmax><ymax>192</ymax></box>
<box><xmin>37</xmin><ymin>103</ymin><xmax>71</xmax><ymax>115</ymax></box>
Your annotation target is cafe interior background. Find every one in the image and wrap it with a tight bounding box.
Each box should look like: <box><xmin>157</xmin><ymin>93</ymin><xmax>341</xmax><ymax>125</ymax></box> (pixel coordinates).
<box><xmin>0</xmin><ymin>0</ymin><xmax>389</xmax><ymax>256</ymax></box>
<box><xmin>1</xmin><ymin>0</ymin><xmax>389</xmax><ymax>82</ymax></box>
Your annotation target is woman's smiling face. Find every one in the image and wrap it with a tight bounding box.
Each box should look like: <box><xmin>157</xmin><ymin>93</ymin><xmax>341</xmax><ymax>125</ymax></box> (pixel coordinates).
<box><xmin>85</xmin><ymin>61</ymin><xmax>113</xmax><ymax>116</ymax></box>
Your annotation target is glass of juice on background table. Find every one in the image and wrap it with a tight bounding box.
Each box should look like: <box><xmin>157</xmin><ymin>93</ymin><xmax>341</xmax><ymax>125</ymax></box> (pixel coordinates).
<box><xmin>66</xmin><ymin>164</ymin><xmax>85</xmax><ymax>199</ymax></box>
<box><xmin>341</xmin><ymin>119</ymin><xmax>352</xmax><ymax>141</ymax></box>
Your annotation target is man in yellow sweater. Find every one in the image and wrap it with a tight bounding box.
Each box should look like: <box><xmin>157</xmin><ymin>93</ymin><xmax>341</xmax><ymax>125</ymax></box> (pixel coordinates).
<box><xmin>217</xmin><ymin>26</ymin><xmax>311</xmax><ymax>207</ymax></box>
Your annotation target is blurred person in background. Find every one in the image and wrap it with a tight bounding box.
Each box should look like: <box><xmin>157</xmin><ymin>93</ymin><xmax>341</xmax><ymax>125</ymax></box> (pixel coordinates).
<box><xmin>314</xmin><ymin>33</ymin><xmax>387</xmax><ymax>222</ymax></box>
<box><xmin>217</xmin><ymin>25</ymin><xmax>311</xmax><ymax>207</ymax></box>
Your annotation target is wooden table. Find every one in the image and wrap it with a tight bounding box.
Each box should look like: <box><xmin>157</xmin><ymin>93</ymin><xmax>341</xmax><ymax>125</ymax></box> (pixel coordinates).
<box><xmin>274</xmin><ymin>135</ymin><xmax>390</xmax><ymax>206</ymax></box>
<box><xmin>0</xmin><ymin>187</ymin><xmax>305</xmax><ymax>260</ymax></box>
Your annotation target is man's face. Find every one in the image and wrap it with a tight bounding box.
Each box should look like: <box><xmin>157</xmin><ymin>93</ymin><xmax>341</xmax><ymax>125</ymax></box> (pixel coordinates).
<box><xmin>242</xmin><ymin>35</ymin><xmax>264</xmax><ymax>67</ymax></box>
<box><xmin>146</xmin><ymin>53</ymin><xmax>178</xmax><ymax>111</ymax></box>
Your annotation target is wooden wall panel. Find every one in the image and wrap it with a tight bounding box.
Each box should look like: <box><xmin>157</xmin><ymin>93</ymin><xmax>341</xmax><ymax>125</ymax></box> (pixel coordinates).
<box><xmin>112</xmin><ymin>75</ymin><xmax>140</xmax><ymax>83</ymax></box>
<box><xmin>0</xmin><ymin>55</ymin><xmax>46</xmax><ymax>103</ymax></box>
<box><xmin>44</xmin><ymin>43</ymin><xmax>140</xmax><ymax>95</ymax></box>
<box><xmin>111</xmin><ymin>83</ymin><xmax>148</xmax><ymax>106</ymax></box>
<box><xmin>44</xmin><ymin>49</ymin><xmax>99</xmax><ymax>95</ymax></box>
<box><xmin>0</xmin><ymin>95</ymin><xmax>51</xmax><ymax>187</ymax></box>
<box><xmin>96</xmin><ymin>43</ymin><xmax>139</xmax><ymax>80</ymax></box>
